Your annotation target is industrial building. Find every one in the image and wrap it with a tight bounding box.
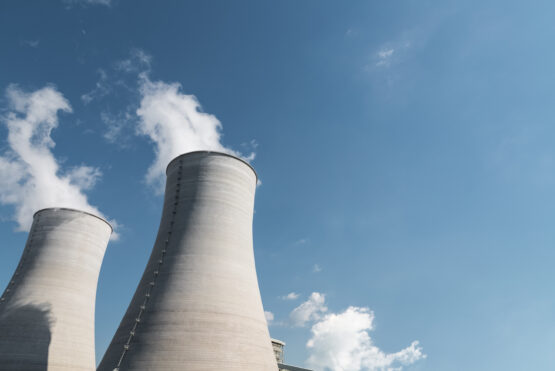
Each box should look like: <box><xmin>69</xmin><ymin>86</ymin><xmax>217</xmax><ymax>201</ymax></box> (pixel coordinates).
<box><xmin>272</xmin><ymin>338</ymin><xmax>286</xmax><ymax>364</ymax></box>
<box><xmin>98</xmin><ymin>151</ymin><xmax>278</xmax><ymax>371</ymax></box>
<box><xmin>272</xmin><ymin>339</ymin><xmax>313</xmax><ymax>371</ymax></box>
<box><xmin>0</xmin><ymin>151</ymin><xmax>310</xmax><ymax>371</ymax></box>
<box><xmin>0</xmin><ymin>208</ymin><xmax>112</xmax><ymax>370</ymax></box>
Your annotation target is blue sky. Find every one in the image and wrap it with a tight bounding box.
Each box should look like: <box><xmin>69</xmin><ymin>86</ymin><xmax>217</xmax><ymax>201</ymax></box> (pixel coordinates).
<box><xmin>2</xmin><ymin>1</ymin><xmax>555</xmax><ymax>370</ymax></box>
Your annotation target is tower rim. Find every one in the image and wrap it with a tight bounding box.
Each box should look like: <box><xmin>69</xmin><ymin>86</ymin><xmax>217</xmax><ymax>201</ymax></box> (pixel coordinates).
<box><xmin>165</xmin><ymin>151</ymin><xmax>258</xmax><ymax>181</ymax></box>
<box><xmin>33</xmin><ymin>207</ymin><xmax>113</xmax><ymax>232</ymax></box>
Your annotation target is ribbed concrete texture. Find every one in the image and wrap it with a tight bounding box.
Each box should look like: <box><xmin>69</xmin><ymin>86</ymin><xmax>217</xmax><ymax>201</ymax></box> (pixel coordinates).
<box><xmin>98</xmin><ymin>151</ymin><xmax>278</xmax><ymax>371</ymax></box>
<box><xmin>0</xmin><ymin>208</ymin><xmax>112</xmax><ymax>371</ymax></box>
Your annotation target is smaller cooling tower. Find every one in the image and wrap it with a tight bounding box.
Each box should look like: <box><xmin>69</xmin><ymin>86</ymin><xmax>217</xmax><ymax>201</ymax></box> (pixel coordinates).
<box><xmin>98</xmin><ymin>151</ymin><xmax>277</xmax><ymax>371</ymax></box>
<box><xmin>0</xmin><ymin>208</ymin><xmax>112</xmax><ymax>371</ymax></box>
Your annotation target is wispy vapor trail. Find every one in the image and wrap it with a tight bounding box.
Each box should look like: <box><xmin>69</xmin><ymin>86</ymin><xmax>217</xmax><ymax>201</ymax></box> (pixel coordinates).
<box><xmin>0</xmin><ymin>85</ymin><xmax>114</xmax><ymax>234</ymax></box>
<box><xmin>62</xmin><ymin>0</ymin><xmax>112</xmax><ymax>7</ymax></box>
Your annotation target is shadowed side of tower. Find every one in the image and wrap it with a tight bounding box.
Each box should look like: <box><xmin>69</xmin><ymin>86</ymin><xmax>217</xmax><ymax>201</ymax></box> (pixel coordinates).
<box><xmin>98</xmin><ymin>151</ymin><xmax>277</xmax><ymax>371</ymax></box>
<box><xmin>0</xmin><ymin>208</ymin><xmax>112</xmax><ymax>370</ymax></box>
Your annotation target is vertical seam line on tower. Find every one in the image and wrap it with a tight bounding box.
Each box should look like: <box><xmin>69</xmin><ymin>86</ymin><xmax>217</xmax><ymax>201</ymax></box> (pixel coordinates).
<box><xmin>113</xmin><ymin>161</ymin><xmax>182</xmax><ymax>371</ymax></box>
<box><xmin>0</xmin><ymin>216</ymin><xmax>39</xmax><ymax>305</ymax></box>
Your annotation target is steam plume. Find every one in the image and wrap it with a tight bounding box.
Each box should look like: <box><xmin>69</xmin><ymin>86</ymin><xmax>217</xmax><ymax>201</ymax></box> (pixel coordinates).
<box><xmin>0</xmin><ymin>84</ymin><xmax>112</xmax><ymax>233</ymax></box>
<box><xmin>86</xmin><ymin>50</ymin><xmax>255</xmax><ymax>192</ymax></box>
<box><xmin>136</xmin><ymin>74</ymin><xmax>249</xmax><ymax>191</ymax></box>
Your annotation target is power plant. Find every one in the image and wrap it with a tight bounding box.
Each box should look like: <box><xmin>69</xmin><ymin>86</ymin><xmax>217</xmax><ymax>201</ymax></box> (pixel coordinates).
<box><xmin>97</xmin><ymin>151</ymin><xmax>278</xmax><ymax>370</ymax></box>
<box><xmin>0</xmin><ymin>151</ymin><xmax>307</xmax><ymax>371</ymax></box>
<box><xmin>0</xmin><ymin>208</ymin><xmax>112</xmax><ymax>370</ymax></box>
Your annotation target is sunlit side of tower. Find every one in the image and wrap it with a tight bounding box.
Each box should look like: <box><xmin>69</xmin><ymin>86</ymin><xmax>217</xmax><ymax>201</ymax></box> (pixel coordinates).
<box><xmin>98</xmin><ymin>151</ymin><xmax>277</xmax><ymax>371</ymax></box>
<box><xmin>0</xmin><ymin>208</ymin><xmax>112</xmax><ymax>370</ymax></box>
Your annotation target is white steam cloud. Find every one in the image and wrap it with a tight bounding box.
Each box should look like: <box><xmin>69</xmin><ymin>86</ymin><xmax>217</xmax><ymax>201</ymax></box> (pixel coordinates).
<box><xmin>0</xmin><ymin>85</ymin><xmax>113</xmax><ymax>234</ymax></box>
<box><xmin>290</xmin><ymin>293</ymin><xmax>426</xmax><ymax>371</ymax></box>
<box><xmin>136</xmin><ymin>75</ymin><xmax>245</xmax><ymax>191</ymax></box>
<box><xmin>91</xmin><ymin>50</ymin><xmax>254</xmax><ymax>192</ymax></box>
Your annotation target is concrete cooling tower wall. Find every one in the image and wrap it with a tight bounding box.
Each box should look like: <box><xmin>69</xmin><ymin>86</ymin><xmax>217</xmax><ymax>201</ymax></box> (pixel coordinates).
<box><xmin>98</xmin><ymin>151</ymin><xmax>278</xmax><ymax>371</ymax></box>
<box><xmin>0</xmin><ymin>208</ymin><xmax>112</xmax><ymax>371</ymax></box>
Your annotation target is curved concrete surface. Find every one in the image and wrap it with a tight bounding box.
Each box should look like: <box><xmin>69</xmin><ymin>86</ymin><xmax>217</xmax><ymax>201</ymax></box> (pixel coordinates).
<box><xmin>0</xmin><ymin>208</ymin><xmax>112</xmax><ymax>370</ymax></box>
<box><xmin>98</xmin><ymin>151</ymin><xmax>277</xmax><ymax>371</ymax></box>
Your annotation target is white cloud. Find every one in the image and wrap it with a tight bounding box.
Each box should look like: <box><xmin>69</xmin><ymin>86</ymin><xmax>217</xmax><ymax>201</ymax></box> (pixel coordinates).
<box><xmin>21</xmin><ymin>40</ymin><xmax>39</xmax><ymax>48</ymax></box>
<box><xmin>115</xmin><ymin>49</ymin><xmax>152</xmax><ymax>73</ymax></box>
<box><xmin>292</xmin><ymin>293</ymin><xmax>426</xmax><ymax>371</ymax></box>
<box><xmin>265</xmin><ymin>311</ymin><xmax>275</xmax><ymax>324</ymax></box>
<box><xmin>372</xmin><ymin>39</ymin><xmax>413</xmax><ymax>70</ymax></box>
<box><xmin>306</xmin><ymin>306</ymin><xmax>426</xmax><ymax>371</ymax></box>
<box><xmin>83</xmin><ymin>50</ymin><xmax>254</xmax><ymax>191</ymax></box>
<box><xmin>62</xmin><ymin>0</ymin><xmax>112</xmax><ymax>7</ymax></box>
<box><xmin>376</xmin><ymin>48</ymin><xmax>395</xmax><ymax>67</ymax></box>
<box><xmin>136</xmin><ymin>72</ymin><xmax>252</xmax><ymax>192</ymax></box>
<box><xmin>281</xmin><ymin>292</ymin><xmax>300</xmax><ymax>301</ymax></box>
<box><xmin>100</xmin><ymin>110</ymin><xmax>135</xmax><ymax>145</ymax></box>
<box><xmin>313</xmin><ymin>264</ymin><xmax>323</xmax><ymax>273</ymax></box>
<box><xmin>0</xmin><ymin>85</ymin><xmax>115</xmax><ymax>236</ymax></box>
<box><xmin>378</xmin><ymin>49</ymin><xmax>395</xmax><ymax>59</ymax></box>
<box><xmin>66</xmin><ymin>165</ymin><xmax>102</xmax><ymax>190</ymax></box>
<box><xmin>241</xmin><ymin>138</ymin><xmax>259</xmax><ymax>150</ymax></box>
<box><xmin>290</xmin><ymin>292</ymin><xmax>328</xmax><ymax>327</ymax></box>
<box><xmin>295</xmin><ymin>238</ymin><xmax>309</xmax><ymax>245</ymax></box>
<box><xmin>81</xmin><ymin>69</ymin><xmax>109</xmax><ymax>105</ymax></box>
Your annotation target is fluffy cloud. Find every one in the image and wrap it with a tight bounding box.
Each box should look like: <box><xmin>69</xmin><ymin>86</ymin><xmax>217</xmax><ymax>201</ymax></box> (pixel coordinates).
<box><xmin>290</xmin><ymin>292</ymin><xmax>328</xmax><ymax>327</ymax></box>
<box><xmin>0</xmin><ymin>85</ymin><xmax>113</xmax><ymax>234</ymax></box>
<box><xmin>292</xmin><ymin>294</ymin><xmax>426</xmax><ymax>371</ymax></box>
<box><xmin>281</xmin><ymin>292</ymin><xmax>300</xmax><ymax>300</ymax></box>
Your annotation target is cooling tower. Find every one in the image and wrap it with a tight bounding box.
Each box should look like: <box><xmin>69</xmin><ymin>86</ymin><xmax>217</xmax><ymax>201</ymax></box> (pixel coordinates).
<box><xmin>0</xmin><ymin>208</ymin><xmax>112</xmax><ymax>371</ymax></box>
<box><xmin>98</xmin><ymin>151</ymin><xmax>277</xmax><ymax>371</ymax></box>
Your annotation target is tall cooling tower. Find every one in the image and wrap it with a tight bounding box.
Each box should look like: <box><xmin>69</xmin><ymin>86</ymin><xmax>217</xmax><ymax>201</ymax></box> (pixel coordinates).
<box><xmin>0</xmin><ymin>208</ymin><xmax>112</xmax><ymax>370</ymax></box>
<box><xmin>98</xmin><ymin>151</ymin><xmax>277</xmax><ymax>371</ymax></box>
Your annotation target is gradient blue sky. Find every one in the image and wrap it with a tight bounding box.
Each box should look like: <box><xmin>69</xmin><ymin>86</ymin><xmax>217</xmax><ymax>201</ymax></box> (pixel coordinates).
<box><xmin>2</xmin><ymin>1</ymin><xmax>555</xmax><ymax>370</ymax></box>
